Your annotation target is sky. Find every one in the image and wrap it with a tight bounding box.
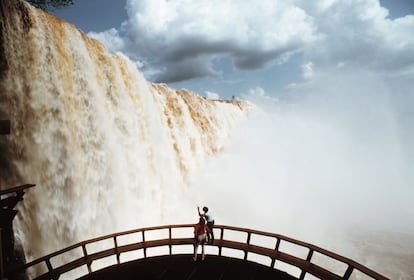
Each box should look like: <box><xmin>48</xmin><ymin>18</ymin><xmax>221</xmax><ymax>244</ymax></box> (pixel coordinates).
<box><xmin>50</xmin><ymin>0</ymin><xmax>414</xmax><ymax>100</ymax></box>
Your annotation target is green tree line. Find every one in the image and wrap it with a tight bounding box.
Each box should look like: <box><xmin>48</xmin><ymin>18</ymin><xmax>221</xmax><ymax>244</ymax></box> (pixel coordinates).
<box><xmin>27</xmin><ymin>0</ymin><xmax>74</xmax><ymax>11</ymax></box>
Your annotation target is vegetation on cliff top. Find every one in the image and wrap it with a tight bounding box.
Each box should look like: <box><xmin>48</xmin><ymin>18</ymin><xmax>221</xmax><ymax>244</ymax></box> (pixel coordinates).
<box><xmin>27</xmin><ymin>0</ymin><xmax>73</xmax><ymax>11</ymax></box>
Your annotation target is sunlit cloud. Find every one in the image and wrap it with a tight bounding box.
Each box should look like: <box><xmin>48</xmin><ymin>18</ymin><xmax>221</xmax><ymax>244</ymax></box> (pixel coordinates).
<box><xmin>204</xmin><ymin>91</ymin><xmax>220</xmax><ymax>100</ymax></box>
<box><xmin>88</xmin><ymin>0</ymin><xmax>414</xmax><ymax>86</ymax></box>
<box><xmin>89</xmin><ymin>0</ymin><xmax>317</xmax><ymax>82</ymax></box>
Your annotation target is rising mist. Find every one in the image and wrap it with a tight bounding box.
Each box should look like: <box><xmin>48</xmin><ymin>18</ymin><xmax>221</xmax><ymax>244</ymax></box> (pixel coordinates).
<box><xmin>188</xmin><ymin>70</ymin><xmax>414</xmax><ymax>279</ymax></box>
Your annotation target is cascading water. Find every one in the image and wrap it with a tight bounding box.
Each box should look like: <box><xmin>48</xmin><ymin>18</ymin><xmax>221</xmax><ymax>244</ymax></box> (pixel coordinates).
<box><xmin>0</xmin><ymin>0</ymin><xmax>253</xmax><ymax>272</ymax></box>
<box><xmin>1</xmin><ymin>1</ymin><xmax>414</xmax><ymax>280</ymax></box>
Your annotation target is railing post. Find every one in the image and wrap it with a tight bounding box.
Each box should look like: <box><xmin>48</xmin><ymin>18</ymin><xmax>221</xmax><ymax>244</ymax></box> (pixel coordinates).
<box><xmin>299</xmin><ymin>249</ymin><xmax>313</xmax><ymax>279</ymax></box>
<box><xmin>82</xmin><ymin>244</ymin><xmax>91</xmax><ymax>274</ymax></box>
<box><xmin>45</xmin><ymin>259</ymin><xmax>53</xmax><ymax>272</ymax></box>
<box><xmin>244</xmin><ymin>232</ymin><xmax>251</xmax><ymax>260</ymax></box>
<box><xmin>142</xmin><ymin>231</ymin><xmax>147</xmax><ymax>258</ymax></box>
<box><xmin>168</xmin><ymin>227</ymin><xmax>172</xmax><ymax>256</ymax></box>
<box><xmin>275</xmin><ymin>238</ymin><xmax>280</xmax><ymax>251</ymax></box>
<box><xmin>113</xmin><ymin>236</ymin><xmax>120</xmax><ymax>264</ymax></box>
<box><xmin>218</xmin><ymin>228</ymin><xmax>224</xmax><ymax>256</ymax></box>
<box><xmin>271</xmin><ymin>237</ymin><xmax>281</xmax><ymax>268</ymax></box>
<box><xmin>270</xmin><ymin>237</ymin><xmax>280</xmax><ymax>268</ymax></box>
<box><xmin>343</xmin><ymin>265</ymin><xmax>354</xmax><ymax>280</ymax></box>
<box><xmin>45</xmin><ymin>259</ymin><xmax>61</xmax><ymax>280</ymax></box>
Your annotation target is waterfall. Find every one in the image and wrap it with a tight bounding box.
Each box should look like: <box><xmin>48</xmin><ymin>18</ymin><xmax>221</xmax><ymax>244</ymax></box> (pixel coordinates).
<box><xmin>0</xmin><ymin>0</ymin><xmax>252</xmax><ymax>265</ymax></box>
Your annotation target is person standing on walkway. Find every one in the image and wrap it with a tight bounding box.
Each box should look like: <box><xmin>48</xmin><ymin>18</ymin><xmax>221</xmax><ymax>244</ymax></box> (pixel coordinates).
<box><xmin>198</xmin><ymin>206</ymin><xmax>215</xmax><ymax>244</ymax></box>
<box><xmin>193</xmin><ymin>217</ymin><xmax>209</xmax><ymax>261</ymax></box>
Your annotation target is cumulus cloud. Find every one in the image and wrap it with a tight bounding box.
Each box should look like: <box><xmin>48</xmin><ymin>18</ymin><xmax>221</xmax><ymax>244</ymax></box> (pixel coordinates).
<box><xmin>242</xmin><ymin>87</ymin><xmax>276</xmax><ymax>103</ymax></box>
<box><xmin>89</xmin><ymin>0</ymin><xmax>414</xmax><ymax>84</ymax></box>
<box><xmin>89</xmin><ymin>0</ymin><xmax>317</xmax><ymax>82</ymax></box>
<box><xmin>301</xmin><ymin>61</ymin><xmax>314</xmax><ymax>80</ymax></box>
<box><xmin>204</xmin><ymin>91</ymin><xmax>220</xmax><ymax>100</ymax></box>
<box><xmin>300</xmin><ymin>0</ymin><xmax>414</xmax><ymax>76</ymax></box>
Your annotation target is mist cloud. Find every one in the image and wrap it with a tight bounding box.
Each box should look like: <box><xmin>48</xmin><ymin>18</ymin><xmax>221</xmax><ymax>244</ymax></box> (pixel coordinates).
<box><xmin>188</xmin><ymin>71</ymin><xmax>414</xmax><ymax>278</ymax></box>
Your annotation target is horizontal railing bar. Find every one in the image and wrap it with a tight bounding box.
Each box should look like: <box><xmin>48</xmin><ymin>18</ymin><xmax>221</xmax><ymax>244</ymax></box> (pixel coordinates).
<box><xmin>219</xmin><ymin>225</ymin><xmax>353</xmax><ymax>263</ymax></box>
<box><xmin>216</xmin><ymin>240</ymin><xmax>341</xmax><ymax>280</ymax></box>
<box><xmin>7</xmin><ymin>224</ymin><xmax>388</xmax><ymax>280</ymax></box>
<box><xmin>216</xmin><ymin>225</ymin><xmax>387</xmax><ymax>279</ymax></box>
<box><xmin>34</xmin><ymin>257</ymin><xmax>88</xmax><ymax>280</ymax></box>
<box><xmin>35</xmin><ymin>238</ymin><xmax>197</xmax><ymax>280</ymax></box>
<box><xmin>17</xmin><ymin>224</ymin><xmax>192</xmax><ymax>270</ymax></box>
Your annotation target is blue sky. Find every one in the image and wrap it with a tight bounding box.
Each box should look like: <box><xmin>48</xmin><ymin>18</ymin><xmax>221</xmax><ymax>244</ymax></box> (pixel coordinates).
<box><xmin>51</xmin><ymin>0</ymin><xmax>414</xmax><ymax>100</ymax></box>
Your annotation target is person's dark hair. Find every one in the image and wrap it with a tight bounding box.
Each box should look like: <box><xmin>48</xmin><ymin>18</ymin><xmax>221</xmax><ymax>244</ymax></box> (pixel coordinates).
<box><xmin>199</xmin><ymin>217</ymin><xmax>205</xmax><ymax>225</ymax></box>
<box><xmin>203</xmin><ymin>206</ymin><xmax>208</xmax><ymax>212</ymax></box>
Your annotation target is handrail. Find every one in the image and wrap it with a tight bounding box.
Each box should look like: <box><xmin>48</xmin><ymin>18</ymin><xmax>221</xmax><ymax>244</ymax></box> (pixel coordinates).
<box><xmin>6</xmin><ymin>224</ymin><xmax>389</xmax><ymax>280</ymax></box>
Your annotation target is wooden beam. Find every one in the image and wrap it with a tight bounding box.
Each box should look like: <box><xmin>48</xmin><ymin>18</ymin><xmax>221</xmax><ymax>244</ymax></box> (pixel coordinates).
<box><xmin>0</xmin><ymin>184</ymin><xmax>36</xmax><ymax>197</ymax></box>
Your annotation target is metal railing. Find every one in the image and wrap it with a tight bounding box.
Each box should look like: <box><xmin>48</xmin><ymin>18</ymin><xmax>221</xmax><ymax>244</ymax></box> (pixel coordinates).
<box><xmin>6</xmin><ymin>224</ymin><xmax>389</xmax><ymax>280</ymax></box>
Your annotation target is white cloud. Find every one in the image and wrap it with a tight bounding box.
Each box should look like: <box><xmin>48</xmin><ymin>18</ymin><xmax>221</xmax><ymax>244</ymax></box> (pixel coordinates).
<box><xmin>242</xmin><ymin>87</ymin><xmax>279</xmax><ymax>110</ymax></box>
<box><xmin>89</xmin><ymin>28</ymin><xmax>127</xmax><ymax>53</ymax></box>
<box><xmin>301</xmin><ymin>0</ymin><xmax>414</xmax><ymax>75</ymax></box>
<box><xmin>89</xmin><ymin>0</ymin><xmax>414</xmax><ymax>84</ymax></box>
<box><xmin>90</xmin><ymin>0</ymin><xmax>317</xmax><ymax>82</ymax></box>
<box><xmin>301</xmin><ymin>61</ymin><xmax>314</xmax><ymax>80</ymax></box>
<box><xmin>204</xmin><ymin>91</ymin><xmax>220</xmax><ymax>100</ymax></box>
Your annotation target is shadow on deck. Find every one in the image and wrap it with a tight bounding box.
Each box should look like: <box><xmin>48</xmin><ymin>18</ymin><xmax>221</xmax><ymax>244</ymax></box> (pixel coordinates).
<box><xmin>77</xmin><ymin>254</ymin><xmax>296</xmax><ymax>280</ymax></box>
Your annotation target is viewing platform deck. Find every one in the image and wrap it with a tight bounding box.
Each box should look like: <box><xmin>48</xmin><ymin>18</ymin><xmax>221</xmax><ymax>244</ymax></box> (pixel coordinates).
<box><xmin>6</xmin><ymin>224</ymin><xmax>389</xmax><ymax>280</ymax></box>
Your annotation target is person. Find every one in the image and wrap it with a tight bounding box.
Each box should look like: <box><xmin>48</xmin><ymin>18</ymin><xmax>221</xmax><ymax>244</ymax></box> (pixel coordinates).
<box><xmin>197</xmin><ymin>206</ymin><xmax>215</xmax><ymax>244</ymax></box>
<box><xmin>193</xmin><ymin>217</ymin><xmax>209</xmax><ymax>261</ymax></box>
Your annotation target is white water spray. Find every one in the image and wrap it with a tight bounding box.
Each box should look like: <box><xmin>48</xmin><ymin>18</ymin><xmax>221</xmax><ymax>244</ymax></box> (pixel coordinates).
<box><xmin>188</xmin><ymin>73</ymin><xmax>414</xmax><ymax>279</ymax></box>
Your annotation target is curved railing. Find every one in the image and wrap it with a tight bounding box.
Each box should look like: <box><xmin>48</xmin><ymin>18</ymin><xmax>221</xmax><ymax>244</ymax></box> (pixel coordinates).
<box><xmin>7</xmin><ymin>224</ymin><xmax>389</xmax><ymax>280</ymax></box>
